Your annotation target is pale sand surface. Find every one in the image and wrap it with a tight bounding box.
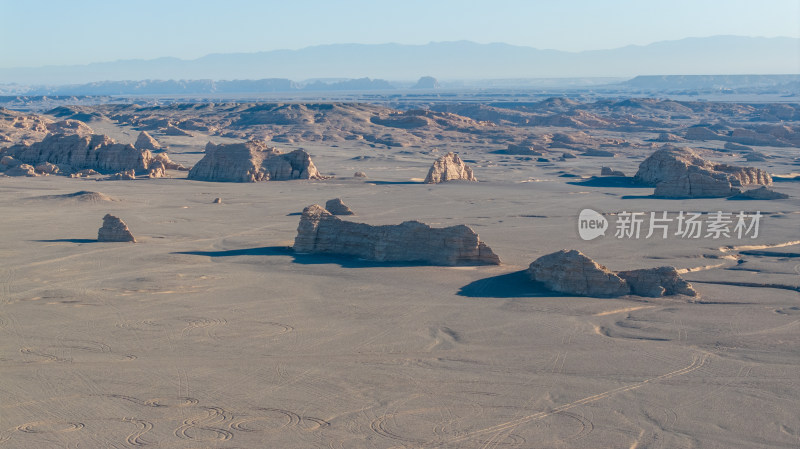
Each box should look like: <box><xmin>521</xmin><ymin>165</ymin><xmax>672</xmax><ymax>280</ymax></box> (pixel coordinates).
<box><xmin>1</xmin><ymin>128</ymin><xmax>799</xmax><ymax>448</ymax></box>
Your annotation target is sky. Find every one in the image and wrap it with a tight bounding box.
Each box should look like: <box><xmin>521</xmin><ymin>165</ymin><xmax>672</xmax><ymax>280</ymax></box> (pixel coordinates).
<box><xmin>0</xmin><ymin>0</ymin><xmax>798</xmax><ymax>69</ymax></box>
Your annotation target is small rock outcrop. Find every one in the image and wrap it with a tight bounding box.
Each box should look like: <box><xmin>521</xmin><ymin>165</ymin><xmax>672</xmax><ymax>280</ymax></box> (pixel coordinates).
<box><xmin>162</xmin><ymin>125</ymin><xmax>193</xmax><ymax>137</ymax></box>
<box><xmin>424</xmin><ymin>152</ymin><xmax>477</xmax><ymax>184</ymax></box>
<box><xmin>0</xmin><ymin>133</ymin><xmax>180</xmax><ymax>178</ymax></box>
<box><xmin>97</xmin><ymin>214</ymin><xmax>135</xmax><ymax>242</ymax></box>
<box><xmin>325</xmin><ymin>198</ymin><xmax>355</xmax><ymax>215</ymax></box>
<box><xmin>104</xmin><ymin>169</ymin><xmax>136</xmax><ymax>180</ymax></box>
<box><xmin>293</xmin><ymin>205</ymin><xmax>500</xmax><ymax>266</ymax></box>
<box><xmin>730</xmin><ymin>186</ymin><xmax>789</xmax><ymax>200</ymax></box>
<box><xmin>617</xmin><ymin>267</ymin><xmax>697</xmax><ymax>297</ymax></box>
<box><xmin>655</xmin><ymin>132</ymin><xmax>683</xmax><ymax>142</ymax></box>
<box><xmin>600</xmin><ymin>166</ymin><xmax>625</xmax><ymax>176</ymax></box>
<box><xmin>187</xmin><ymin>140</ymin><xmax>322</xmax><ymax>182</ymax></box>
<box><xmin>527</xmin><ymin>250</ymin><xmax>629</xmax><ymax>297</ymax></box>
<box><xmin>634</xmin><ymin>146</ymin><xmax>772</xmax><ymax>198</ymax></box>
<box><xmin>134</xmin><ymin>131</ymin><xmax>161</xmax><ymax>151</ymax></box>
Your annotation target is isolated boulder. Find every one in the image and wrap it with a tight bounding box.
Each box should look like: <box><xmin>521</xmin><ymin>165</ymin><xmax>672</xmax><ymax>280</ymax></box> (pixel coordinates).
<box><xmin>424</xmin><ymin>152</ymin><xmax>477</xmax><ymax>184</ymax></box>
<box><xmin>527</xmin><ymin>249</ymin><xmax>629</xmax><ymax>297</ymax></box>
<box><xmin>617</xmin><ymin>267</ymin><xmax>697</xmax><ymax>297</ymax></box>
<box><xmin>188</xmin><ymin>140</ymin><xmax>322</xmax><ymax>182</ymax></box>
<box><xmin>325</xmin><ymin>198</ymin><xmax>355</xmax><ymax>215</ymax></box>
<box><xmin>97</xmin><ymin>214</ymin><xmax>135</xmax><ymax>242</ymax></box>
<box><xmin>134</xmin><ymin>131</ymin><xmax>161</xmax><ymax>151</ymax></box>
<box><xmin>634</xmin><ymin>146</ymin><xmax>771</xmax><ymax>198</ymax></box>
<box><xmin>293</xmin><ymin>204</ymin><xmax>500</xmax><ymax>266</ymax></box>
<box><xmin>600</xmin><ymin>166</ymin><xmax>625</xmax><ymax>176</ymax></box>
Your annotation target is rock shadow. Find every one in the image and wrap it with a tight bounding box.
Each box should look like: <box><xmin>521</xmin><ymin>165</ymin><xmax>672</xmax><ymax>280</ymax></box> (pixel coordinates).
<box><xmin>174</xmin><ymin>246</ymin><xmax>456</xmax><ymax>268</ymax></box>
<box><xmin>33</xmin><ymin>238</ymin><xmax>98</xmax><ymax>244</ymax></box>
<box><xmin>566</xmin><ymin>176</ymin><xmax>638</xmax><ymax>188</ymax></box>
<box><xmin>457</xmin><ymin>270</ymin><xmax>559</xmax><ymax>298</ymax></box>
<box><xmin>365</xmin><ymin>180</ymin><xmax>424</xmax><ymax>185</ymax></box>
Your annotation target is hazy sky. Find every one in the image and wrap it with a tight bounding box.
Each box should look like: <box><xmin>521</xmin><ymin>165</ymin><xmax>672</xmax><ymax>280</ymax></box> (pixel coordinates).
<box><xmin>1</xmin><ymin>0</ymin><xmax>798</xmax><ymax>68</ymax></box>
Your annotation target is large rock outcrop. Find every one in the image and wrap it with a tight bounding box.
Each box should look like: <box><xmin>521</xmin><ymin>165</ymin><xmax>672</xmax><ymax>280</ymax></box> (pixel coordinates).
<box><xmin>528</xmin><ymin>250</ymin><xmax>697</xmax><ymax>298</ymax></box>
<box><xmin>634</xmin><ymin>146</ymin><xmax>771</xmax><ymax>198</ymax></box>
<box><xmin>0</xmin><ymin>133</ymin><xmax>179</xmax><ymax>177</ymax></box>
<box><xmin>528</xmin><ymin>250</ymin><xmax>629</xmax><ymax>297</ymax></box>
<box><xmin>187</xmin><ymin>140</ymin><xmax>322</xmax><ymax>182</ymax></box>
<box><xmin>97</xmin><ymin>214</ymin><xmax>135</xmax><ymax>242</ymax></box>
<box><xmin>424</xmin><ymin>152</ymin><xmax>477</xmax><ymax>184</ymax></box>
<box><xmin>293</xmin><ymin>204</ymin><xmax>500</xmax><ymax>266</ymax></box>
<box><xmin>617</xmin><ymin>267</ymin><xmax>697</xmax><ymax>297</ymax></box>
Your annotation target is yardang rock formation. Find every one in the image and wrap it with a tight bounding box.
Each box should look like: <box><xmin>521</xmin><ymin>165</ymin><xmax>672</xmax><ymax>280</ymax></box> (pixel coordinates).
<box><xmin>634</xmin><ymin>146</ymin><xmax>771</xmax><ymax>198</ymax></box>
<box><xmin>134</xmin><ymin>131</ymin><xmax>161</xmax><ymax>151</ymax></box>
<box><xmin>293</xmin><ymin>204</ymin><xmax>500</xmax><ymax>266</ymax></box>
<box><xmin>424</xmin><ymin>152</ymin><xmax>477</xmax><ymax>184</ymax></box>
<box><xmin>97</xmin><ymin>214</ymin><xmax>135</xmax><ymax>242</ymax></box>
<box><xmin>187</xmin><ymin>140</ymin><xmax>322</xmax><ymax>182</ymax></box>
<box><xmin>528</xmin><ymin>249</ymin><xmax>697</xmax><ymax>297</ymax></box>
<box><xmin>0</xmin><ymin>133</ymin><xmax>181</xmax><ymax>177</ymax></box>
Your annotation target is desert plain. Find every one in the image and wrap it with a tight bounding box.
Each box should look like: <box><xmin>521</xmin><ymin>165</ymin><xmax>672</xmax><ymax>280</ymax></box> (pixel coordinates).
<box><xmin>1</xmin><ymin>96</ymin><xmax>799</xmax><ymax>449</ymax></box>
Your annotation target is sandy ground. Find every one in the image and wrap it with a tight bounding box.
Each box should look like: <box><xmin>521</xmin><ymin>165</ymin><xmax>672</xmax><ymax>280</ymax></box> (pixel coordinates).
<box><xmin>1</xmin><ymin>123</ymin><xmax>799</xmax><ymax>448</ymax></box>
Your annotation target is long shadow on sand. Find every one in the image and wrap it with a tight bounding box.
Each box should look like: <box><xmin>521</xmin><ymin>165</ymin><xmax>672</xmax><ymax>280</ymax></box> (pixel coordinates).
<box><xmin>174</xmin><ymin>246</ymin><xmax>446</xmax><ymax>268</ymax></box>
<box><xmin>365</xmin><ymin>180</ymin><xmax>423</xmax><ymax>185</ymax></box>
<box><xmin>457</xmin><ymin>270</ymin><xmax>560</xmax><ymax>298</ymax></box>
<box><xmin>33</xmin><ymin>238</ymin><xmax>97</xmax><ymax>243</ymax></box>
<box><xmin>566</xmin><ymin>176</ymin><xmax>638</xmax><ymax>188</ymax></box>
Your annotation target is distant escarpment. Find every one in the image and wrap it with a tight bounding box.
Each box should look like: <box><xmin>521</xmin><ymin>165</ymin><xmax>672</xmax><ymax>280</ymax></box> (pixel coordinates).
<box><xmin>187</xmin><ymin>140</ymin><xmax>323</xmax><ymax>182</ymax></box>
<box><xmin>0</xmin><ymin>133</ymin><xmax>184</xmax><ymax>178</ymax></box>
<box><xmin>634</xmin><ymin>146</ymin><xmax>771</xmax><ymax>198</ymax></box>
<box><xmin>293</xmin><ymin>204</ymin><xmax>500</xmax><ymax>266</ymax></box>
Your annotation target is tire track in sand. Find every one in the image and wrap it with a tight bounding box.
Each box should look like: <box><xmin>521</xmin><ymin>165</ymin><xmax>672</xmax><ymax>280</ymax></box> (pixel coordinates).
<box><xmin>174</xmin><ymin>406</ymin><xmax>234</xmax><ymax>442</ymax></box>
<box><xmin>433</xmin><ymin>353</ymin><xmax>709</xmax><ymax>448</ymax></box>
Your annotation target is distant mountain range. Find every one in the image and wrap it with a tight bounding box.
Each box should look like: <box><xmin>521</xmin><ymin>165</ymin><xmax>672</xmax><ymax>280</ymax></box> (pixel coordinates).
<box><xmin>0</xmin><ymin>36</ymin><xmax>797</xmax><ymax>85</ymax></box>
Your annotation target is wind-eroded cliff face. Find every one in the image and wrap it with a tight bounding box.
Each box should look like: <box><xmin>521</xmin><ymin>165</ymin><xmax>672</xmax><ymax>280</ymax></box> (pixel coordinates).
<box><xmin>293</xmin><ymin>204</ymin><xmax>500</xmax><ymax>266</ymax></box>
<box><xmin>634</xmin><ymin>146</ymin><xmax>771</xmax><ymax>198</ymax></box>
<box><xmin>187</xmin><ymin>140</ymin><xmax>322</xmax><ymax>182</ymax></box>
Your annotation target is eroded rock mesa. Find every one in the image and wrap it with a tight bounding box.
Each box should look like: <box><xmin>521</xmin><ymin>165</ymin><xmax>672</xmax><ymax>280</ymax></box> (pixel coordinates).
<box><xmin>187</xmin><ymin>140</ymin><xmax>322</xmax><ymax>182</ymax></box>
<box><xmin>634</xmin><ymin>146</ymin><xmax>771</xmax><ymax>198</ymax></box>
<box><xmin>293</xmin><ymin>204</ymin><xmax>500</xmax><ymax>265</ymax></box>
<box><xmin>424</xmin><ymin>152</ymin><xmax>477</xmax><ymax>184</ymax></box>
<box><xmin>0</xmin><ymin>133</ymin><xmax>180</xmax><ymax>177</ymax></box>
<box><xmin>97</xmin><ymin>214</ymin><xmax>135</xmax><ymax>242</ymax></box>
